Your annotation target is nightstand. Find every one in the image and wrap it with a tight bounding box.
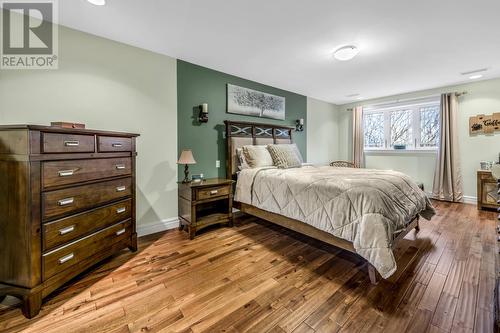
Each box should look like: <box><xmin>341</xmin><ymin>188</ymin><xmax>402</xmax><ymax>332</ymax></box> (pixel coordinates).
<box><xmin>477</xmin><ymin>170</ymin><xmax>499</xmax><ymax>210</ymax></box>
<box><xmin>178</xmin><ymin>178</ymin><xmax>235</xmax><ymax>239</ymax></box>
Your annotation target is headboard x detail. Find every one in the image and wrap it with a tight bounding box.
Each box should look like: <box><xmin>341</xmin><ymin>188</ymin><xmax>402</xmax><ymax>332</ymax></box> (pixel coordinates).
<box><xmin>224</xmin><ymin>120</ymin><xmax>294</xmax><ymax>180</ymax></box>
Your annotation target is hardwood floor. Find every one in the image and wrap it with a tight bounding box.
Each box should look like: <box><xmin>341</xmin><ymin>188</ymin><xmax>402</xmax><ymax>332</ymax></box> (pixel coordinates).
<box><xmin>0</xmin><ymin>201</ymin><xmax>496</xmax><ymax>333</ymax></box>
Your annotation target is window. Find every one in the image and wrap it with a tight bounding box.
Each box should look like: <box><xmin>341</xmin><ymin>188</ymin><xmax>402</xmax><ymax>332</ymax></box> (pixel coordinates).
<box><xmin>363</xmin><ymin>99</ymin><xmax>440</xmax><ymax>151</ymax></box>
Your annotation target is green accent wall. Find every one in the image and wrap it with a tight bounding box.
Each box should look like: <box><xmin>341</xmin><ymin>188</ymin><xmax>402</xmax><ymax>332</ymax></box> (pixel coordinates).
<box><xmin>177</xmin><ymin>60</ymin><xmax>307</xmax><ymax>180</ymax></box>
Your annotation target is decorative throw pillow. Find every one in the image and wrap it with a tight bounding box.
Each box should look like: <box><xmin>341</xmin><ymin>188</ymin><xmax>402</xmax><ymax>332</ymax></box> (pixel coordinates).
<box><xmin>242</xmin><ymin>145</ymin><xmax>274</xmax><ymax>168</ymax></box>
<box><xmin>267</xmin><ymin>144</ymin><xmax>302</xmax><ymax>169</ymax></box>
<box><xmin>236</xmin><ymin>148</ymin><xmax>250</xmax><ymax>170</ymax></box>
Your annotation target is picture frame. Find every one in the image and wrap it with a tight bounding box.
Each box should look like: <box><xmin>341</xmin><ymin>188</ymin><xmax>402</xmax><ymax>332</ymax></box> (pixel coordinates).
<box><xmin>227</xmin><ymin>84</ymin><xmax>285</xmax><ymax>120</ymax></box>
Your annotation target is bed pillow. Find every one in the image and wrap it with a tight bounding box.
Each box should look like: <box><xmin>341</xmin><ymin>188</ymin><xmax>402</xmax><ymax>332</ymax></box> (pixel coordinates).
<box><xmin>267</xmin><ymin>144</ymin><xmax>302</xmax><ymax>169</ymax></box>
<box><xmin>236</xmin><ymin>148</ymin><xmax>250</xmax><ymax>170</ymax></box>
<box><xmin>289</xmin><ymin>143</ymin><xmax>304</xmax><ymax>163</ymax></box>
<box><xmin>242</xmin><ymin>145</ymin><xmax>274</xmax><ymax>168</ymax></box>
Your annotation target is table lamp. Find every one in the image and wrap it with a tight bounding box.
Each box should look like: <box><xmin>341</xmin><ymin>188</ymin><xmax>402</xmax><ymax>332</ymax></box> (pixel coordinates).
<box><xmin>177</xmin><ymin>149</ymin><xmax>197</xmax><ymax>183</ymax></box>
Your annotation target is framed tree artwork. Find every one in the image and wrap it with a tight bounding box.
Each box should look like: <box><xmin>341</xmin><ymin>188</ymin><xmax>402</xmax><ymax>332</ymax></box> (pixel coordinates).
<box><xmin>227</xmin><ymin>84</ymin><xmax>285</xmax><ymax>120</ymax></box>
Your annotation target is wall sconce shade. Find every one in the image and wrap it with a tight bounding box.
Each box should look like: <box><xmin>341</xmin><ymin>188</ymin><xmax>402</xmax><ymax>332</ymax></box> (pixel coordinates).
<box><xmin>199</xmin><ymin>103</ymin><xmax>209</xmax><ymax>123</ymax></box>
<box><xmin>296</xmin><ymin>118</ymin><xmax>304</xmax><ymax>132</ymax></box>
<box><xmin>177</xmin><ymin>149</ymin><xmax>197</xmax><ymax>183</ymax></box>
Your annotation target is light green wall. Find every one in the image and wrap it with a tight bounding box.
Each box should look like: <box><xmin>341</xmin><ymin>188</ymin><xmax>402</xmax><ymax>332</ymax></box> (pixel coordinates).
<box><xmin>364</xmin><ymin>152</ymin><xmax>437</xmax><ymax>192</ymax></box>
<box><xmin>0</xmin><ymin>24</ymin><xmax>178</xmax><ymax>227</ymax></box>
<box><xmin>339</xmin><ymin>78</ymin><xmax>500</xmax><ymax>200</ymax></box>
<box><xmin>177</xmin><ymin>60</ymin><xmax>307</xmax><ymax>180</ymax></box>
<box><xmin>306</xmin><ymin>97</ymin><xmax>340</xmax><ymax>165</ymax></box>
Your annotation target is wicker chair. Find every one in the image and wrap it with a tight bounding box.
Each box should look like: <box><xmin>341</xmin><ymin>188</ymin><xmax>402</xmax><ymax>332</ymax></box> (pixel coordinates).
<box><xmin>329</xmin><ymin>160</ymin><xmax>357</xmax><ymax>168</ymax></box>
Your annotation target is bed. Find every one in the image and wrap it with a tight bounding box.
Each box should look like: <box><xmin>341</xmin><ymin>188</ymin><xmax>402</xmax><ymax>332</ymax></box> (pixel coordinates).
<box><xmin>224</xmin><ymin>120</ymin><xmax>435</xmax><ymax>284</ymax></box>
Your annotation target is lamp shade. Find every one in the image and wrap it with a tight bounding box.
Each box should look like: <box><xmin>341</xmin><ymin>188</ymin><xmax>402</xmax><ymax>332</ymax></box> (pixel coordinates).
<box><xmin>177</xmin><ymin>150</ymin><xmax>196</xmax><ymax>165</ymax></box>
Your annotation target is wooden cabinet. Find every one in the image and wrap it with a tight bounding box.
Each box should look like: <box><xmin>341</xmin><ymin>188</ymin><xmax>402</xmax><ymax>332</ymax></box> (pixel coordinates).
<box><xmin>477</xmin><ymin>170</ymin><xmax>499</xmax><ymax>210</ymax></box>
<box><xmin>178</xmin><ymin>178</ymin><xmax>234</xmax><ymax>239</ymax></box>
<box><xmin>0</xmin><ymin>125</ymin><xmax>139</xmax><ymax>318</ymax></box>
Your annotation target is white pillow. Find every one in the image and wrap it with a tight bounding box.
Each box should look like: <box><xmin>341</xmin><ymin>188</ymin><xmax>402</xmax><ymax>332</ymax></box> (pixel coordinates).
<box><xmin>242</xmin><ymin>145</ymin><xmax>274</xmax><ymax>168</ymax></box>
<box><xmin>289</xmin><ymin>143</ymin><xmax>304</xmax><ymax>163</ymax></box>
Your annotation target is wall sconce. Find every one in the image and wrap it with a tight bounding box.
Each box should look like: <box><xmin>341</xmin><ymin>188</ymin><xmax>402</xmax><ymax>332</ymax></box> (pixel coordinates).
<box><xmin>296</xmin><ymin>118</ymin><xmax>304</xmax><ymax>132</ymax></box>
<box><xmin>199</xmin><ymin>103</ymin><xmax>208</xmax><ymax>123</ymax></box>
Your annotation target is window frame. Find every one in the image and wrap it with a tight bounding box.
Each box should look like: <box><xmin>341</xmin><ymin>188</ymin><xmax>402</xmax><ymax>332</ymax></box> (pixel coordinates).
<box><xmin>363</xmin><ymin>99</ymin><xmax>440</xmax><ymax>152</ymax></box>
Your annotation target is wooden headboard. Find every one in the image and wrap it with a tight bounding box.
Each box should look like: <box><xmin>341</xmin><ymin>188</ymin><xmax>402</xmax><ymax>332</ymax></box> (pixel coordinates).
<box><xmin>224</xmin><ymin>120</ymin><xmax>294</xmax><ymax>180</ymax></box>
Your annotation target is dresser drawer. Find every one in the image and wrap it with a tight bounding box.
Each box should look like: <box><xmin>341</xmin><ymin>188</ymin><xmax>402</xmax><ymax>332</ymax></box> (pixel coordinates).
<box><xmin>42</xmin><ymin>158</ymin><xmax>132</xmax><ymax>189</ymax></box>
<box><xmin>42</xmin><ymin>178</ymin><xmax>132</xmax><ymax>220</ymax></box>
<box><xmin>98</xmin><ymin>136</ymin><xmax>132</xmax><ymax>152</ymax></box>
<box><xmin>42</xmin><ymin>220</ymin><xmax>131</xmax><ymax>280</ymax></box>
<box><xmin>196</xmin><ymin>186</ymin><xmax>230</xmax><ymax>201</ymax></box>
<box><xmin>42</xmin><ymin>133</ymin><xmax>95</xmax><ymax>153</ymax></box>
<box><xmin>43</xmin><ymin>199</ymin><xmax>132</xmax><ymax>251</ymax></box>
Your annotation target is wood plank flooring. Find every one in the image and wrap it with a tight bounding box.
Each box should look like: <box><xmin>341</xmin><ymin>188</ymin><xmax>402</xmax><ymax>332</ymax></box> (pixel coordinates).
<box><xmin>0</xmin><ymin>201</ymin><xmax>497</xmax><ymax>333</ymax></box>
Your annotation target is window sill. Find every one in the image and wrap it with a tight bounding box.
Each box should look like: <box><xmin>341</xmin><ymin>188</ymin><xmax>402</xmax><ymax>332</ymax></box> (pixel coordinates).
<box><xmin>364</xmin><ymin>149</ymin><xmax>438</xmax><ymax>155</ymax></box>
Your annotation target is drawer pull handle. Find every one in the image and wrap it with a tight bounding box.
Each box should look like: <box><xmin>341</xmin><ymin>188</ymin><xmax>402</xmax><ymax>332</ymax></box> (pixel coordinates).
<box><xmin>112</xmin><ymin>143</ymin><xmax>123</xmax><ymax>148</ymax></box>
<box><xmin>210</xmin><ymin>190</ymin><xmax>218</xmax><ymax>195</ymax></box>
<box><xmin>59</xmin><ymin>225</ymin><xmax>75</xmax><ymax>235</ymax></box>
<box><xmin>58</xmin><ymin>197</ymin><xmax>74</xmax><ymax>206</ymax></box>
<box><xmin>58</xmin><ymin>253</ymin><xmax>74</xmax><ymax>264</ymax></box>
<box><xmin>116</xmin><ymin>207</ymin><xmax>126</xmax><ymax>214</ymax></box>
<box><xmin>58</xmin><ymin>170</ymin><xmax>74</xmax><ymax>177</ymax></box>
<box><xmin>64</xmin><ymin>141</ymin><xmax>80</xmax><ymax>147</ymax></box>
<box><xmin>116</xmin><ymin>186</ymin><xmax>126</xmax><ymax>192</ymax></box>
<box><xmin>115</xmin><ymin>164</ymin><xmax>126</xmax><ymax>170</ymax></box>
<box><xmin>116</xmin><ymin>228</ymin><xmax>126</xmax><ymax>236</ymax></box>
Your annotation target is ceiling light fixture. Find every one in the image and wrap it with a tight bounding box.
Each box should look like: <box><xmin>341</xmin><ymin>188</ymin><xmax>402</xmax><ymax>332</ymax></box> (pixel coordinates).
<box><xmin>87</xmin><ymin>0</ymin><xmax>105</xmax><ymax>6</ymax></box>
<box><xmin>461</xmin><ymin>68</ymin><xmax>488</xmax><ymax>76</ymax></box>
<box><xmin>333</xmin><ymin>46</ymin><xmax>359</xmax><ymax>61</ymax></box>
<box><xmin>469</xmin><ymin>74</ymin><xmax>483</xmax><ymax>80</ymax></box>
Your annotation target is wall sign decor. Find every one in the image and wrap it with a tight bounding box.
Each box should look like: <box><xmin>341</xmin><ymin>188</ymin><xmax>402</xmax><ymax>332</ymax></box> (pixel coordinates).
<box><xmin>227</xmin><ymin>84</ymin><xmax>285</xmax><ymax>120</ymax></box>
<box><xmin>469</xmin><ymin>113</ymin><xmax>500</xmax><ymax>135</ymax></box>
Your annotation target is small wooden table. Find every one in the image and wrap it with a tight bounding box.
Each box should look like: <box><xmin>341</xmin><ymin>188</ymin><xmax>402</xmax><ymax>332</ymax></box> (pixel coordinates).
<box><xmin>178</xmin><ymin>178</ymin><xmax>234</xmax><ymax>239</ymax></box>
<box><xmin>477</xmin><ymin>170</ymin><xmax>499</xmax><ymax>210</ymax></box>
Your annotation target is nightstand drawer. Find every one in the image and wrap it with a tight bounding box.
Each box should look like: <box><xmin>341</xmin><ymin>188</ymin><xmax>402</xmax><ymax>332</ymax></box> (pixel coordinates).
<box><xmin>196</xmin><ymin>186</ymin><xmax>230</xmax><ymax>200</ymax></box>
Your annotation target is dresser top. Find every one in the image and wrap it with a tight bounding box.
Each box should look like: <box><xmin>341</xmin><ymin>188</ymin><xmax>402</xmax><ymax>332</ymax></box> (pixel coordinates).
<box><xmin>0</xmin><ymin>124</ymin><xmax>140</xmax><ymax>137</ymax></box>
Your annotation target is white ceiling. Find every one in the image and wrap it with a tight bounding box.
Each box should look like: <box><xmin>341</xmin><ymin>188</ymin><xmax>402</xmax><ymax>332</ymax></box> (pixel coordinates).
<box><xmin>58</xmin><ymin>0</ymin><xmax>500</xmax><ymax>104</ymax></box>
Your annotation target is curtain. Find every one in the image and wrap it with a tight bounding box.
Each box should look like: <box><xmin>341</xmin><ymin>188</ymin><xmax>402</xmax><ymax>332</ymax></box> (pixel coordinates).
<box><xmin>432</xmin><ymin>93</ymin><xmax>463</xmax><ymax>202</ymax></box>
<box><xmin>352</xmin><ymin>106</ymin><xmax>364</xmax><ymax>168</ymax></box>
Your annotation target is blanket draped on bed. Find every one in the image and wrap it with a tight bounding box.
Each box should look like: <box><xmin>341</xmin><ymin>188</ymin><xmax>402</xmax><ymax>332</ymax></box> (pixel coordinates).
<box><xmin>235</xmin><ymin>165</ymin><xmax>435</xmax><ymax>279</ymax></box>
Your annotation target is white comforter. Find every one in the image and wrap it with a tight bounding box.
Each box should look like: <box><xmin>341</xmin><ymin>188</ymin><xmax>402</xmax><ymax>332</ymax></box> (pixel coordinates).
<box><xmin>235</xmin><ymin>165</ymin><xmax>435</xmax><ymax>278</ymax></box>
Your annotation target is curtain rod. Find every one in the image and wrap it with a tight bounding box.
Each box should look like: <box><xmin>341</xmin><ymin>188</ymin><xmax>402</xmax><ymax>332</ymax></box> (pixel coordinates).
<box><xmin>345</xmin><ymin>91</ymin><xmax>468</xmax><ymax>111</ymax></box>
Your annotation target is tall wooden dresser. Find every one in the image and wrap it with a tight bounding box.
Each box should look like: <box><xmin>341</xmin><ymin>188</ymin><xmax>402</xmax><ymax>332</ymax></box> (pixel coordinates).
<box><xmin>0</xmin><ymin>125</ymin><xmax>139</xmax><ymax>318</ymax></box>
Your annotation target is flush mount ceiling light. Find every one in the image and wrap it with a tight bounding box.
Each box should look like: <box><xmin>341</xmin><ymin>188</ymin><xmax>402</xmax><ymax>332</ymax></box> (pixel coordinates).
<box><xmin>461</xmin><ymin>68</ymin><xmax>487</xmax><ymax>80</ymax></box>
<box><xmin>333</xmin><ymin>45</ymin><xmax>359</xmax><ymax>61</ymax></box>
<box><xmin>469</xmin><ymin>74</ymin><xmax>483</xmax><ymax>80</ymax></box>
<box><xmin>87</xmin><ymin>0</ymin><xmax>105</xmax><ymax>6</ymax></box>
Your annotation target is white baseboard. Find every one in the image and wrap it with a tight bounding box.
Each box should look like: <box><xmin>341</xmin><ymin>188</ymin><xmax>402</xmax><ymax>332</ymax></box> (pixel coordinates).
<box><xmin>426</xmin><ymin>191</ymin><xmax>477</xmax><ymax>205</ymax></box>
<box><xmin>462</xmin><ymin>195</ymin><xmax>477</xmax><ymax>205</ymax></box>
<box><xmin>137</xmin><ymin>217</ymin><xmax>179</xmax><ymax>237</ymax></box>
